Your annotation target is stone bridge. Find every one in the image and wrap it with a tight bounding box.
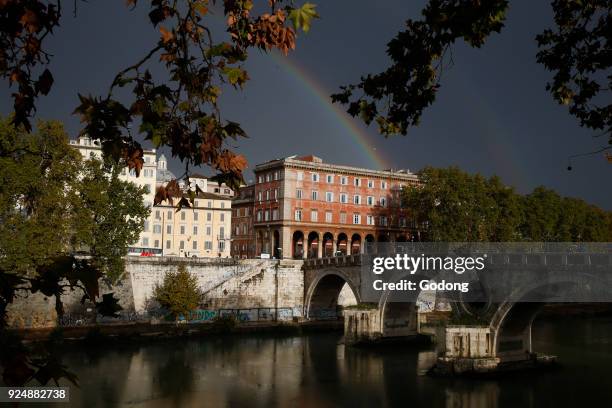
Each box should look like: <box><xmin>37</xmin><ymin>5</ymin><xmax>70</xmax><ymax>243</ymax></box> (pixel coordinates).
<box><xmin>302</xmin><ymin>250</ymin><xmax>612</xmax><ymax>370</ymax></box>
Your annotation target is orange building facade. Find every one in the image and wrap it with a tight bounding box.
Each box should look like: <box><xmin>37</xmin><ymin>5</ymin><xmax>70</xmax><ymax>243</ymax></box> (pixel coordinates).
<box><xmin>231</xmin><ymin>155</ymin><xmax>423</xmax><ymax>259</ymax></box>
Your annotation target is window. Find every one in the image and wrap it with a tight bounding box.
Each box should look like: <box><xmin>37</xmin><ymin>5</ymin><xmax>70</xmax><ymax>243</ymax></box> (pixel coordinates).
<box><xmin>155</xmin><ymin>210</ymin><xmax>161</xmax><ymax>220</ymax></box>
<box><xmin>340</xmin><ymin>212</ymin><xmax>347</xmax><ymax>224</ymax></box>
<box><xmin>367</xmin><ymin>180</ymin><xmax>374</xmax><ymax>188</ymax></box>
<box><xmin>258</xmin><ymin>191</ymin><xmax>263</xmax><ymax>201</ymax></box>
<box><xmin>143</xmin><ymin>221</ymin><xmax>149</xmax><ymax>232</ymax></box>
<box><xmin>311</xmin><ymin>191</ymin><xmax>318</xmax><ymax>200</ymax></box>
<box><xmin>207</xmin><ymin>201</ymin><xmax>212</xmax><ymax>208</ymax></box>
<box><xmin>220</xmin><ymin>202</ymin><xmax>225</xmax><ymax>209</ymax></box>
<box><xmin>353</xmin><ymin>214</ymin><xmax>361</xmax><ymax>224</ymax></box>
<box><xmin>193</xmin><ymin>241</ymin><xmax>198</xmax><ymax>250</ymax></box>
<box><xmin>354</xmin><ymin>178</ymin><xmax>361</xmax><ymax>187</ymax></box>
<box><xmin>167</xmin><ymin>210</ymin><xmax>173</xmax><ymax>220</ymax></box>
<box><xmin>235</xmin><ymin>226</ymin><xmax>240</xmax><ymax>236</ymax></box>
<box><xmin>379</xmin><ymin>216</ymin><xmax>388</xmax><ymax>226</ymax></box>
<box><xmin>205</xmin><ymin>241</ymin><xmax>213</xmax><ymax>250</ymax></box>
<box><xmin>340</xmin><ymin>193</ymin><xmax>348</xmax><ymax>204</ymax></box>
<box><xmin>296</xmin><ymin>189</ymin><xmax>303</xmax><ymax>199</ymax></box>
<box><xmin>142</xmin><ymin>237</ymin><xmax>149</xmax><ymax>246</ymax></box>
<box><xmin>274</xmin><ymin>188</ymin><xmax>278</xmax><ymax>199</ymax></box>
<box><xmin>193</xmin><ymin>226</ymin><xmax>198</xmax><ymax>235</ymax></box>
<box><xmin>256</xmin><ymin>210</ymin><xmax>262</xmax><ymax>222</ymax></box>
<box><xmin>311</xmin><ymin>210</ymin><xmax>318</xmax><ymax>222</ymax></box>
<box><xmin>179</xmin><ymin>241</ymin><xmax>185</xmax><ymax>250</ymax></box>
<box><xmin>325</xmin><ymin>211</ymin><xmax>332</xmax><ymax>223</ymax></box>
<box><xmin>206</xmin><ymin>226</ymin><xmax>212</xmax><ymax>235</ymax></box>
<box><xmin>265</xmin><ymin>190</ymin><xmax>270</xmax><ymax>200</ymax></box>
<box><xmin>166</xmin><ymin>240</ymin><xmax>171</xmax><ymax>249</ymax></box>
<box><xmin>297</xmin><ymin>171</ymin><xmax>303</xmax><ymax>181</ymax></box>
<box><xmin>194</xmin><ymin>212</ymin><xmax>198</xmax><ymax>221</ymax></box>
<box><xmin>166</xmin><ymin>225</ymin><xmax>172</xmax><ymax>234</ymax></box>
<box><xmin>353</xmin><ymin>195</ymin><xmax>361</xmax><ymax>205</ymax></box>
<box><xmin>295</xmin><ymin>209</ymin><xmax>302</xmax><ymax>221</ymax></box>
<box><xmin>154</xmin><ymin>239</ymin><xmax>159</xmax><ymax>248</ymax></box>
<box><xmin>218</xmin><ymin>241</ymin><xmax>225</xmax><ymax>251</ymax></box>
<box><xmin>265</xmin><ymin>173</ymin><xmax>271</xmax><ymax>182</ymax></box>
<box><xmin>272</xmin><ymin>209</ymin><xmax>279</xmax><ymax>220</ymax></box>
<box><xmin>258</xmin><ymin>175</ymin><xmax>263</xmax><ymax>183</ymax></box>
<box><xmin>220</xmin><ymin>213</ymin><xmax>225</xmax><ymax>222</ymax></box>
<box><xmin>220</xmin><ymin>227</ymin><xmax>225</xmax><ymax>239</ymax></box>
<box><xmin>180</xmin><ymin>211</ymin><xmax>185</xmax><ymax>221</ymax></box>
<box><xmin>381</xmin><ymin>181</ymin><xmax>387</xmax><ymax>189</ymax></box>
<box><xmin>326</xmin><ymin>174</ymin><xmax>333</xmax><ymax>183</ymax></box>
<box><xmin>273</xmin><ymin>171</ymin><xmax>279</xmax><ymax>180</ymax></box>
<box><xmin>180</xmin><ymin>225</ymin><xmax>186</xmax><ymax>234</ymax></box>
<box><xmin>340</xmin><ymin>176</ymin><xmax>348</xmax><ymax>185</ymax></box>
<box><xmin>311</xmin><ymin>173</ymin><xmax>319</xmax><ymax>182</ymax></box>
<box><xmin>399</xmin><ymin>217</ymin><xmax>406</xmax><ymax>227</ymax></box>
<box><xmin>207</xmin><ymin>212</ymin><xmax>212</xmax><ymax>221</ymax></box>
<box><xmin>325</xmin><ymin>192</ymin><xmax>333</xmax><ymax>202</ymax></box>
<box><xmin>367</xmin><ymin>215</ymin><xmax>374</xmax><ymax>225</ymax></box>
<box><xmin>153</xmin><ymin>224</ymin><xmax>162</xmax><ymax>234</ymax></box>
<box><xmin>380</xmin><ymin>197</ymin><xmax>387</xmax><ymax>207</ymax></box>
<box><xmin>367</xmin><ymin>196</ymin><xmax>374</xmax><ymax>206</ymax></box>
<box><xmin>264</xmin><ymin>210</ymin><xmax>270</xmax><ymax>221</ymax></box>
<box><xmin>242</xmin><ymin>224</ymin><xmax>248</xmax><ymax>234</ymax></box>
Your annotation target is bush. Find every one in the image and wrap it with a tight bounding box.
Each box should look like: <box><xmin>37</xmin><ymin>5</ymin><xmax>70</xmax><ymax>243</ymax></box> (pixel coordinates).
<box><xmin>153</xmin><ymin>265</ymin><xmax>201</xmax><ymax>321</ymax></box>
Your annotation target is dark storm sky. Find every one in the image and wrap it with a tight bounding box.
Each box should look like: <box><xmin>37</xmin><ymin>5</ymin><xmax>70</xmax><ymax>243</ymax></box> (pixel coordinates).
<box><xmin>2</xmin><ymin>1</ymin><xmax>610</xmax><ymax>209</ymax></box>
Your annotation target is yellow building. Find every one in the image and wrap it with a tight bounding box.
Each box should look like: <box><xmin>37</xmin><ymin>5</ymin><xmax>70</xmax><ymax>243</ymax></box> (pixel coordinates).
<box><xmin>70</xmin><ymin>136</ymin><xmax>233</xmax><ymax>257</ymax></box>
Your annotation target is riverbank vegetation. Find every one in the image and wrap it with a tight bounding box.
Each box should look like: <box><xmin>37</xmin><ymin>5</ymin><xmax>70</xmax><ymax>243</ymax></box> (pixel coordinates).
<box><xmin>403</xmin><ymin>166</ymin><xmax>612</xmax><ymax>242</ymax></box>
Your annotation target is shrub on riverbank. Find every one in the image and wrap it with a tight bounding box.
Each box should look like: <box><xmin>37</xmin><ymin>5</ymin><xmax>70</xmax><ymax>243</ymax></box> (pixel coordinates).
<box><xmin>153</xmin><ymin>265</ymin><xmax>202</xmax><ymax>321</ymax></box>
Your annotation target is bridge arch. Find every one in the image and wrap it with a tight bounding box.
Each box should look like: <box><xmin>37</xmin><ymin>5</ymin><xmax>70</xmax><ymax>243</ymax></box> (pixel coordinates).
<box><xmin>305</xmin><ymin>270</ymin><xmax>361</xmax><ymax>320</ymax></box>
<box><xmin>489</xmin><ymin>273</ymin><xmax>608</xmax><ymax>362</ymax></box>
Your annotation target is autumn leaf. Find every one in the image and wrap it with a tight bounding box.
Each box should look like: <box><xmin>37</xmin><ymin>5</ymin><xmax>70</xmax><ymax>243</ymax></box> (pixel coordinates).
<box><xmin>35</xmin><ymin>69</ymin><xmax>53</xmax><ymax>95</ymax></box>
<box><xmin>160</xmin><ymin>26</ymin><xmax>174</xmax><ymax>43</ymax></box>
<box><xmin>194</xmin><ymin>1</ymin><xmax>208</xmax><ymax>15</ymax></box>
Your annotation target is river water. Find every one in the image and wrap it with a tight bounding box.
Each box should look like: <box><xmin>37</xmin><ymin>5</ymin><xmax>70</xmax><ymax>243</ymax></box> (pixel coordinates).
<box><xmin>29</xmin><ymin>316</ymin><xmax>612</xmax><ymax>407</ymax></box>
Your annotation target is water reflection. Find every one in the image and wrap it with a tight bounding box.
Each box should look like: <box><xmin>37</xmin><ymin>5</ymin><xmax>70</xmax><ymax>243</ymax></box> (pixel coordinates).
<box><xmin>47</xmin><ymin>317</ymin><xmax>612</xmax><ymax>407</ymax></box>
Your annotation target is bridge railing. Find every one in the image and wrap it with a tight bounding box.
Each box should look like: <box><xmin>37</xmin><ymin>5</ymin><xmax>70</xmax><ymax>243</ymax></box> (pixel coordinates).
<box><xmin>303</xmin><ymin>254</ymin><xmax>362</xmax><ymax>268</ymax></box>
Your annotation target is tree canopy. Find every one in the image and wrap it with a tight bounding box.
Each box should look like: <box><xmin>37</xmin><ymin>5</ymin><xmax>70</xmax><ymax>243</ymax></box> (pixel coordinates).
<box><xmin>0</xmin><ymin>117</ymin><xmax>149</xmax><ymax>385</ymax></box>
<box><xmin>1</xmin><ymin>0</ymin><xmax>319</xmax><ymax>200</ymax></box>
<box><xmin>332</xmin><ymin>0</ymin><xmax>611</xmax><ymax>162</ymax></box>
<box><xmin>153</xmin><ymin>264</ymin><xmax>202</xmax><ymax>320</ymax></box>
<box><xmin>403</xmin><ymin>166</ymin><xmax>612</xmax><ymax>242</ymax></box>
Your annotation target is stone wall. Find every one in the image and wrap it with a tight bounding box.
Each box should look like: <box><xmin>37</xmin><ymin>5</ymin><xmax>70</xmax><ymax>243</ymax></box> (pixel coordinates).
<box><xmin>6</xmin><ymin>257</ymin><xmax>305</xmax><ymax>328</ymax></box>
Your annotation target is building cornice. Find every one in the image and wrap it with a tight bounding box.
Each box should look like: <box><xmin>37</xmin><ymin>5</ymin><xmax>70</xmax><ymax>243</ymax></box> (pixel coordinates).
<box><xmin>255</xmin><ymin>158</ymin><xmax>419</xmax><ymax>182</ymax></box>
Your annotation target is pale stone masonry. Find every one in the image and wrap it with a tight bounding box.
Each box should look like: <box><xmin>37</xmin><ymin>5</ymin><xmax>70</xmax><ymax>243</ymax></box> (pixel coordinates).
<box><xmin>5</xmin><ymin>258</ymin><xmax>305</xmax><ymax>328</ymax></box>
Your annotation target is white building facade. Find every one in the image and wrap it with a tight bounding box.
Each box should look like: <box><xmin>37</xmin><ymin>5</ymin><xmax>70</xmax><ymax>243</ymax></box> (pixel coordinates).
<box><xmin>70</xmin><ymin>136</ymin><xmax>232</xmax><ymax>257</ymax></box>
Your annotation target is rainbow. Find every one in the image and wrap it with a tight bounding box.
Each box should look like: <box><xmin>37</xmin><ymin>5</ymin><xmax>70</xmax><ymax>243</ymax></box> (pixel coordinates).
<box><xmin>270</xmin><ymin>52</ymin><xmax>391</xmax><ymax>170</ymax></box>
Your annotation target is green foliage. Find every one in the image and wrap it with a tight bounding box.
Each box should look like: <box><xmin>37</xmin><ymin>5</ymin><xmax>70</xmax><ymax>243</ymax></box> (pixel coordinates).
<box><xmin>153</xmin><ymin>264</ymin><xmax>202</xmax><ymax>320</ymax></box>
<box><xmin>289</xmin><ymin>2</ymin><xmax>319</xmax><ymax>33</ymax></box>
<box><xmin>333</xmin><ymin>0</ymin><xmax>611</xmax><ymax>156</ymax></box>
<box><xmin>0</xmin><ymin>117</ymin><xmax>150</xmax><ymax>386</ymax></box>
<box><xmin>73</xmin><ymin>157</ymin><xmax>150</xmax><ymax>282</ymax></box>
<box><xmin>404</xmin><ymin>166</ymin><xmax>612</xmax><ymax>242</ymax></box>
<box><xmin>0</xmin><ymin>118</ymin><xmax>81</xmax><ymax>275</ymax></box>
<box><xmin>536</xmin><ymin>0</ymin><xmax>610</xmax><ymax>145</ymax></box>
<box><xmin>332</xmin><ymin>0</ymin><xmax>509</xmax><ymax>136</ymax></box>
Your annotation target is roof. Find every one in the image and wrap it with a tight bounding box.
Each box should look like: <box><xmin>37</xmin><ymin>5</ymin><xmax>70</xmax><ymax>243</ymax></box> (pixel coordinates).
<box><xmin>195</xmin><ymin>191</ymin><xmax>230</xmax><ymax>200</ymax></box>
<box><xmin>156</xmin><ymin>167</ymin><xmax>176</xmax><ymax>183</ymax></box>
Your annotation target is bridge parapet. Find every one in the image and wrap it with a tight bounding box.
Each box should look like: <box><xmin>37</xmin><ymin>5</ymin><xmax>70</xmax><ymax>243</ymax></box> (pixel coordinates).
<box><xmin>302</xmin><ymin>254</ymin><xmax>363</xmax><ymax>269</ymax></box>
